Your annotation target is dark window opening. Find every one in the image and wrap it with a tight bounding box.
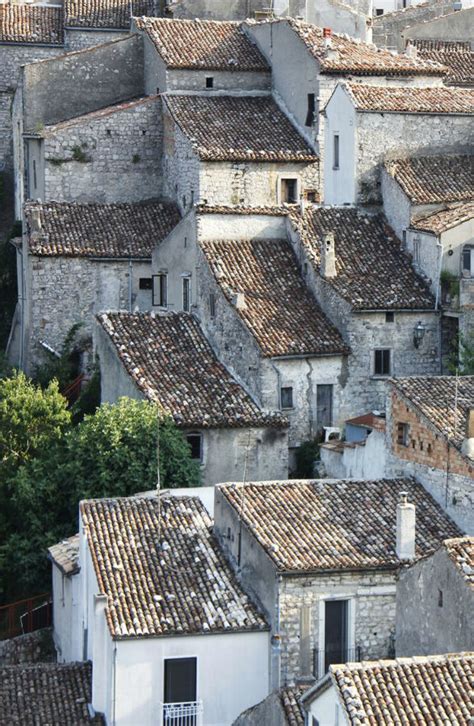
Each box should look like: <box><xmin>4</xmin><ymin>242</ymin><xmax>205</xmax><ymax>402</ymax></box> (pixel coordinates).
<box><xmin>281</xmin><ymin>178</ymin><xmax>298</xmax><ymax>204</ymax></box>
<box><xmin>186</xmin><ymin>433</ymin><xmax>202</xmax><ymax>461</ymax></box>
<box><xmin>438</xmin><ymin>590</ymin><xmax>443</xmax><ymax>607</ymax></box>
<box><xmin>209</xmin><ymin>293</ymin><xmax>216</xmax><ymax>318</ymax></box>
<box><xmin>305</xmin><ymin>190</ymin><xmax>317</xmax><ymax>202</ymax></box>
<box><xmin>463</xmin><ymin>247</ymin><xmax>472</xmax><ymax>275</ymax></box>
<box><xmin>280</xmin><ymin>386</ymin><xmax>294</xmax><ymax>409</ymax></box>
<box><xmin>206</xmin><ymin>76</ymin><xmax>214</xmax><ymax>88</ymax></box>
<box><xmin>324</xmin><ymin>600</ymin><xmax>348</xmax><ymax>673</ymax></box>
<box><xmin>386</xmin><ymin>312</ymin><xmax>395</xmax><ymax>323</ymax></box>
<box><xmin>152</xmin><ymin>273</ymin><xmax>167</xmax><ymax>307</ymax></box>
<box><xmin>333</xmin><ymin>134</ymin><xmax>340</xmax><ymax>170</ymax></box>
<box><xmin>317</xmin><ymin>384</ymin><xmax>333</xmax><ymax>429</ymax></box>
<box><xmin>306</xmin><ymin>93</ymin><xmax>315</xmax><ymax>127</ymax></box>
<box><xmin>33</xmin><ymin>160</ymin><xmax>37</xmax><ymax>190</ymax></box>
<box><xmin>375</xmin><ymin>8</ymin><xmax>384</xmax><ymax>14</ymax></box>
<box><xmin>164</xmin><ymin>657</ymin><xmax>197</xmax><ymax>704</ymax></box>
<box><xmin>397</xmin><ymin>422</ymin><xmax>409</xmax><ymax>446</ymax></box>
<box><xmin>374</xmin><ymin>349</ymin><xmax>391</xmax><ymax>376</ymax></box>
<box><xmin>139</xmin><ymin>277</ymin><xmax>153</xmax><ymax>290</ymax></box>
<box><xmin>182</xmin><ymin>276</ymin><xmax>191</xmax><ymax>312</ymax></box>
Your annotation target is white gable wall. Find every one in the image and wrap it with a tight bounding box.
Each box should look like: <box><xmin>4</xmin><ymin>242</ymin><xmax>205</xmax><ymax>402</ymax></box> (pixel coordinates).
<box><xmin>308</xmin><ymin>682</ymin><xmax>348</xmax><ymax>725</ymax></box>
<box><xmin>323</xmin><ymin>85</ymin><xmax>357</xmax><ymax>205</ymax></box>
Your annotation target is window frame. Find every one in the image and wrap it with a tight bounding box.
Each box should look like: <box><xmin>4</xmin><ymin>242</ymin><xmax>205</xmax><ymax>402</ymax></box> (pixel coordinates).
<box><xmin>186</xmin><ymin>432</ymin><xmax>203</xmax><ymax>462</ymax></box>
<box><xmin>305</xmin><ymin>93</ymin><xmax>315</xmax><ymax>127</ymax></box>
<box><xmin>182</xmin><ymin>275</ymin><xmax>191</xmax><ymax>312</ymax></box>
<box><xmin>396</xmin><ymin>422</ymin><xmax>410</xmax><ymax>446</ymax></box>
<box><xmin>139</xmin><ymin>277</ymin><xmax>153</xmax><ymax>291</ymax></box>
<box><xmin>280</xmin><ymin>386</ymin><xmax>294</xmax><ymax>410</ymax></box>
<box><xmin>152</xmin><ymin>272</ymin><xmax>167</xmax><ymax>307</ymax></box>
<box><xmin>462</xmin><ymin>246</ymin><xmax>473</xmax><ymax>276</ymax></box>
<box><xmin>205</xmin><ymin>76</ymin><xmax>214</xmax><ymax>89</ymax></box>
<box><xmin>163</xmin><ymin>655</ymin><xmax>198</xmax><ymax>705</ymax></box>
<box><xmin>373</xmin><ymin>348</ymin><xmax>391</xmax><ymax>377</ymax></box>
<box><xmin>333</xmin><ymin>134</ymin><xmax>340</xmax><ymax>170</ymax></box>
<box><xmin>209</xmin><ymin>292</ymin><xmax>216</xmax><ymax>319</ymax></box>
<box><xmin>278</xmin><ymin>176</ymin><xmax>299</xmax><ymax>204</ymax></box>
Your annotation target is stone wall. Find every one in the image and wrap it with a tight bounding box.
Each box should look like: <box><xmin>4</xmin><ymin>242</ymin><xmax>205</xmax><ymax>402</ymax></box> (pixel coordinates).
<box><xmin>166</xmin><ymin>68</ymin><xmax>271</xmax><ymax>92</ymax></box>
<box><xmin>170</xmin><ymin>0</ymin><xmax>268</xmax><ymax>19</ymax></box>
<box><xmin>0</xmin><ymin>91</ymin><xmax>13</xmax><ymax>172</ymax></box>
<box><xmin>42</xmin><ymin>96</ymin><xmax>163</xmax><ymax>203</ymax></box>
<box><xmin>0</xmin><ymin>628</ymin><xmax>55</xmax><ymax>665</ymax></box>
<box><xmin>396</xmin><ymin>546</ymin><xmax>474</xmax><ymax>656</ymax></box>
<box><xmin>22</xmin><ymin>34</ymin><xmax>144</xmax><ymax>130</ymax></box>
<box><xmin>386</xmin><ymin>388</ymin><xmax>474</xmax><ymax>533</ymax></box>
<box><xmin>0</xmin><ymin>44</ymin><xmax>63</xmax><ymax>93</ymax></box>
<box><xmin>64</xmin><ymin>28</ymin><xmax>129</xmax><ymax>53</ymax></box>
<box><xmin>162</xmin><ymin>112</ymin><xmax>200</xmax><ymax>214</ymax></box>
<box><xmin>372</xmin><ymin>0</ymin><xmax>455</xmax><ymax>50</ymax></box>
<box><xmin>403</xmin><ymin>6</ymin><xmax>474</xmax><ymax>45</ymax></box>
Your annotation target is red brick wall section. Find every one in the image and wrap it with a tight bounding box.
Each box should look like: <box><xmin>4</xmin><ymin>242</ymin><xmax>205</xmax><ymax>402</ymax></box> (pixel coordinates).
<box><xmin>391</xmin><ymin>390</ymin><xmax>474</xmax><ymax>479</ymax></box>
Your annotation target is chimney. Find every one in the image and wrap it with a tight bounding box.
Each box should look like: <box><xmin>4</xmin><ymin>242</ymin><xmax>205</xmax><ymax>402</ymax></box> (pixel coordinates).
<box><xmin>461</xmin><ymin>408</ymin><xmax>474</xmax><ymax>459</ymax></box>
<box><xmin>396</xmin><ymin>492</ymin><xmax>416</xmax><ymax>560</ymax></box>
<box><xmin>321</xmin><ymin>232</ymin><xmax>336</xmax><ymax>278</ymax></box>
<box><xmin>30</xmin><ymin>207</ymin><xmax>42</xmax><ymax>233</ymax></box>
<box><xmin>233</xmin><ymin>292</ymin><xmax>247</xmax><ymax>310</ymax></box>
<box><xmin>405</xmin><ymin>43</ymin><xmax>418</xmax><ymax>58</ymax></box>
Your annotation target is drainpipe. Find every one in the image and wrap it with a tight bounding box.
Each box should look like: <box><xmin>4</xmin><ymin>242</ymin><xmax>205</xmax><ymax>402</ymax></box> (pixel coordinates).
<box><xmin>111</xmin><ymin>643</ymin><xmax>117</xmax><ymax>725</ymax></box>
<box><xmin>128</xmin><ymin>250</ymin><xmax>133</xmax><ymax>312</ymax></box>
<box><xmin>271</xmin><ymin>575</ymin><xmax>282</xmax><ymax>691</ymax></box>
<box><xmin>434</xmin><ymin>242</ymin><xmax>443</xmax><ymax>374</ymax></box>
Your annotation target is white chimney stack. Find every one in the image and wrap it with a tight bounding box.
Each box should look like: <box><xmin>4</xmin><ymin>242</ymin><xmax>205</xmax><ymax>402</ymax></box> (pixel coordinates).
<box><xmin>233</xmin><ymin>292</ymin><xmax>247</xmax><ymax>310</ymax></box>
<box><xmin>396</xmin><ymin>492</ymin><xmax>416</xmax><ymax>560</ymax></box>
<box><xmin>30</xmin><ymin>207</ymin><xmax>42</xmax><ymax>233</ymax></box>
<box><xmin>461</xmin><ymin>408</ymin><xmax>474</xmax><ymax>459</ymax></box>
<box><xmin>321</xmin><ymin>232</ymin><xmax>337</xmax><ymax>278</ymax></box>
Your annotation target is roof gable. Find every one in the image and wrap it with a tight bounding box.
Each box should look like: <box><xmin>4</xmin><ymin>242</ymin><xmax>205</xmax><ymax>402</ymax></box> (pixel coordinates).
<box><xmin>444</xmin><ymin>537</ymin><xmax>474</xmax><ymax>588</ymax></box>
<box><xmin>411</xmin><ymin>201</ymin><xmax>474</xmax><ymax>235</ymax></box>
<box><xmin>384</xmin><ymin>155</ymin><xmax>474</xmax><ymax>205</ymax></box>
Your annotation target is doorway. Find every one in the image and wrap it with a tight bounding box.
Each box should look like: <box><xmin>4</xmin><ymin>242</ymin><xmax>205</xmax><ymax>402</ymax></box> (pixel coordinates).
<box><xmin>324</xmin><ymin>600</ymin><xmax>348</xmax><ymax>673</ymax></box>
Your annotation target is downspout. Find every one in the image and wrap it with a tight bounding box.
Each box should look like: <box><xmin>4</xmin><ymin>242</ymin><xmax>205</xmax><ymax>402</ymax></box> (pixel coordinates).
<box><xmin>128</xmin><ymin>248</ymin><xmax>133</xmax><ymax>312</ymax></box>
<box><xmin>434</xmin><ymin>241</ymin><xmax>443</xmax><ymax>374</ymax></box>
<box><xmin>271</xmin><ymin>574</ymin><xmax>282</xmax><ymax>691</ymax></box>
<box><xmin>112</xmin><ymin>642</ymin><xmax>117</xmax><ymax>725</ymax></box>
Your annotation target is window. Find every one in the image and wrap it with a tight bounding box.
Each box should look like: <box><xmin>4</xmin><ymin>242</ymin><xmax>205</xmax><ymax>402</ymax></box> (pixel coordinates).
<box><xmin>333</xmin><ymin>134</ymin><xmax>340</xmax><ymax>170</ymax></box>
<box><xmin>374</xmin><ymin>349</ymin><xmax>391</xmax><ymax>376</ymax></box>
<box><xmin>375</xmin><ymin>7</ymin><xmax>384</xmax><ymax>14</ymax></box>
<box><xmin>280</xmin><ymin>386</ymin><xmax>294</xmax><ymax>409</ymax></box>
<box><xmin>438</xmin><ymin>589</ymin><xmax>443</xmax><ymax>607</ymax></box>
<box><xmin>305</xmin><ymin>93</ymin><xmax>315</xmax><ymax>127</ymax></box>
<box><xmin>182</xmin><ymin>276</ymin><xmax>191</xmax><ymax>312</ymax></box>
<box><xmin>139</xmin><ymin>277</ymin><xmax>153</xmax><ymax>290</ymax></box>
<box><xmin>386</xmin><ymin>312</ymin><xmax>395</xmax><ymax>323</ymax></box>
<box><xmin>324</xmin><ymin>600</ymin><xmax>348</xmax><ymax>673</ymax></box>
<box><xmin>33</xmin><ymin>159</ymin><xmax>37</xmax><ymax>190</ymax></box>
<box><xmin>186</xmin><ymin>433</ymin><xmax>202</xmax><ymax>461</ymax></box>
<box><xmin>462</xmin><ymin>247</ymin><xmax>473</xmax><ymax>276</ymax></box>
<box><xmin>164</xmin><ymin>657</ymin><xmax>197</xmax><ymax>705</ymax></box>
<box><xmin>397</xmin><ymin>422</ymin><xmax>409</xmax><ymax>446</ymax></box>
<box><xmin>317</xmin><ymin>384</ymin><xmax>333</xmax><ymax>429</ymax></box>
<box><xmin>280</xmin><ymin>178</ymin><xmax>298</xmax><ymax>204</ymax></box>
<box><xmin>209</xmin><ymin>293</ymin><xmax>216</xmax><ymax>318</ymax></box>
<box><xmin>206</xmin><ymin>76</ymin><xmax>214</xmax><ymax>88</ymax></box>
<box><xmin>152</xmin><ymin>273</ymin><xmax>167</xmax><ymax>307</ymax></box>
<box><xmin>402</xmin><ymin>230</ymin><xmax>407</xmax><ymax>247</ymax></box>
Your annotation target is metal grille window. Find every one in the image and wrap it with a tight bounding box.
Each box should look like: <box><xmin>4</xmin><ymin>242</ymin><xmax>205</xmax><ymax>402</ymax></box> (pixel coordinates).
<box><xmin>152</xmin><ymin>273</ymin><xmax>167</xmax><ymax>307</ymax></box>
<box><xmin>374</xmin><ymin>349</ymin><xmax>391</xmax><ymax>376</ymax></box>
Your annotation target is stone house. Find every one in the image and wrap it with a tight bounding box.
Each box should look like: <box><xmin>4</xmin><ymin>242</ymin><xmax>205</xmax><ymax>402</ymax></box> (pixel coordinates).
<box><xmin>47</xmin><ymin>534</ymin><xmax>81</xmax><ymax>664</ymax></box>
<box><xmin>386</xmin><ymin>375</ymin><xmax>474</xmax><ymax>533</ymax></box>
<box><xmin>8</xmin><ymin>198</ymin><xmax>180</xmax><ymax>373</ymax></box>
<box><xmin>95</xmin><ymin>311</ymin><xmax>289</xmax><ymax>485</ymax></box>
<box><xmin>372</xmin><ymin>0</ymin><xmax>458</xmax><ymax>50</ymax></box>
<box><xmin>396</xmin><ymin>536</ymin><xmax>474</xmax><ymax>656</ymax></box>
<box><xmin>152</xmin><ymin>207</ymin><xmax>349</xmax><ymax>456</ymax></box>
<box><xmin>288</xmin><ymin>206</ymin><xmax>440</xmax><ymax>416</ymax></box>
<box><xmin>51</xmin><ymin>495</ymin><xmax>271</xmax><ymax>725</ymax></box>
<box><xmin>405</xmin><ymin>39</ymin><xmax>474</xmax><ymax>86</ymax></box>
<box><xmin>302</xmin><ymin>652</ymin><xmax>473</xmax><ymax>725</ymax></box>
<box><xmin>323</xmin><ymin>83</ymin><xmax>474</xmax><ymax>206</ymax></box>
<box><xmin>320</xmin><ymin>411</ymin><xmax>387</xmax><ymax>479</ymax></box>
<box><xmin>214</xmin><ymin>477</ymin><xmax>461</xmax><ymax>687</ymax></box>
<box><xmin>161</xmin><ymin>93</ymin><xmax>320</xmax><ymax>212</ymax></box>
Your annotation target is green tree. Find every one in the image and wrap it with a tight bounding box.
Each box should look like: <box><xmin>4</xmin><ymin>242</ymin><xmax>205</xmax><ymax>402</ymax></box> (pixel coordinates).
<box><xmin>458</xmin><ymin>333</ymin><xmax>474</xmax><ymax>375</ymax></box>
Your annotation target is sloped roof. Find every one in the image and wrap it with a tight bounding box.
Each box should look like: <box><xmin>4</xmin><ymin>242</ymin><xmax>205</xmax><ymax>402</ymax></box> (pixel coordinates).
<box><xmin>280</xmin><ymin>686</ymin><xmax>306</xmax><ymax>726</ymax></box>
<box><xmin>409</xmin><ymin>39</ymin><xmax>473</xmax><ymax>85</ymax></box>
<box><xmin>291</xmin><ymin>207</ymin><xmax>434</xmax><ymax>310</ymax></box>
<box><xmin>0</xmin><ymin>4</ymin><xmax>63</xmax><ymax>45</ymax></box>
<box><xmin>41</xmin><ymin>95</ymin><xmax>158</xmax><ymax>135</ymax></box>
<box><xmin>80</xmin><ymin>496</ymin><xmax>269</xmax><ymax>638</ymax></box>
<box><xmin>65</xmin><ymin>0</ymin><xmax>153</xmax><ymax>29</ymax></box>
<box><xmin>384</xmin><ymin>155</ymin><xmax>474</xmax><ymax>205</ymax></box>
<box><xmin>48</xmin><ymin>534</ymin><xmax>80</xmax><ymax>576</ymax></box>
<box><xmin>288</xmin><ymin>18</ymin><xmax>446</xmax><ymax>76</ymax></box>
<box><xmin>345</xmin><ymin>82</ymin><xmax>474</xmax><ymax>113</ymax></box>
<box><xmin>26</xmin><ymin>199</ymin><xmax>180</xmax><ymax>258</ymax></box>
<box><xmin>444</xmin><ymin>537</ymin><xmax>474</xmax><ymax>588</ymax></box>
<box><xmin>199</xmin><ymin>237</ymin><xmax>348</xmax><ymax>358</ymax></box>
<box><xmin>136</xmin><ymin>17</ymin><xmax>269</xmax><ymax>71</ymax></box>
<box><xmin>164</xmin><ymin>95</ymin><xmax>317</xmax><ymax>162</ymax></box>
<box><xmin>218</xmin><ymin>478</ymin><xmax>461</xmax><ymax>573</ymax></box>
<box><xmin>331</xmin><ymin>653</ymin><xmax>474</xmax><ymax>725</ymax></box>
<box><xmin>0</xmin><ymin>662</ymin><xmax>103</xmax><ymax>723</ymax></box>
<box><xmin>411</xmin><ymin>201</ymin><xmax>474</xmax><ymax>235</ymax></box>
<box><xmin>391</xmin><ymin>376</ymin><xmax>474</xmax><ymax>451</ymax></box>
<box><xmin>97</xmin><ymin>311</ymin><xmax>286</xmax><ymax>429</ymax></box>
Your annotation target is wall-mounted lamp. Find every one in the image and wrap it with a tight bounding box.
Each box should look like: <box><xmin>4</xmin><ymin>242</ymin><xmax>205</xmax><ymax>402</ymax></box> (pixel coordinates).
<box><xmin>413</xmin><ymin>321</ymin><xmax>426</xmax><ymax>348</ymax></box>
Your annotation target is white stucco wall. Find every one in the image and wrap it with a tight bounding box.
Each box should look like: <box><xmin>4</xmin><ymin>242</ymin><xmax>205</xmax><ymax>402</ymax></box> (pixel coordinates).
<box><xmin>309</xmin><ymin>683</ymin><xmax>347</xmax><ymax>726</ymax></box>
<box><xmin>323</xmin><ymin>85</ymin><xmax>357</xmax><ymax>205</ymax></box>
<box><xmin>321</xmin><ymin>428</ymin><xmax>387</xmax><ymax>479</ymax></box>
<box><xmin>51</xmin><ymin>565</ymin><xmax>82</xmax><ymax>663</ymax></box>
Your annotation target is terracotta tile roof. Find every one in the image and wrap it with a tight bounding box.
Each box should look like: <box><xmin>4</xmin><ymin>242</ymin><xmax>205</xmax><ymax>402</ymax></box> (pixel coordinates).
<box><xmin>41</xmin><ymin>95</ymin><xmax>158</xmax><ymax>134</ymax></box>
<box><xmin>0</xmin><ymin>4</ymin><xmax>63</xmax><ymax>45</ymax></box>
<box><xmin>411</xmin><ymin>201</ymin><xmax>474</xmax><ymax>235</ymax></box>
<box><xmin>409</xmin><ymin>40</ymin><xmax>473</xmax><ymax>85</ymax></box>
<box><xmin>280</xmin><ymin>686</ymin><xmax>306</xmax><ymax>726</ymax></box>
<box><xmin>345</xmin><ymin>82</ymin><xmax>474</xmax><ymax>114</ymax></box>
<box><xmin>48</xmin><ymin>534</ymin><xmax>80</xmax><ymax>576</ymax></box>
<box><xmin>390</xmin><ymin>375</ymin><xmax>474</xmax><ymax>450</ymax></box>
<box><xmin>164</xmin><ymin>95</ymin><xmax>317</xmax><ymax>162</ymax></box>
<box><xmin>97</xmin><ymin>311</ymin><xmax>286</xmax><ymax>429</ymax></box>
<box><xmin>65</xmin><ymin>0</ymin><xmax>153</xmax><ymax>29</ymax></box>
<box><xmin>384</xmin><ymin>155</ymin><xmax>474</xmax><ymax>205</ymax></box>
<box><xmin>331</xmin><ymin>653</ymin><xmax>474</xmax><ymax>725</ymax></box>
<box><xmin>196</xmin><ymin>204</ymin><xmax>291</xmax><ymax>216</ymax></box>
<box><xmin>219</xmin><ymin>478</ymin><xmax>461</xmax><ymax>573</ymax></box>
<box><xmin>25</xmin><ymin>199</ymin><xmax>180</xmax><ymax>258</ymax></box>
<box><xmin>199</xmin><ymin>237</ymin><xmax>348</xmax><ymax>358</ymax></box>
<box><xmin>80</xmin><ymin>496</ymin><xmax>268</xmax><ymax>638</ymax></box>
<box><xmin>287</xmin><ymin>18</ymin><xmax>446</xmax><ymax>76</ymax></box>
<box><xmin>346</xmin><ymin>413</ymin><xmax>386</xmax><ymax>432</ymax></box>
<box><xmin>0</xmin><ymin>662</ymin><xmax>103</xmax><ymax>724</ymax></box>
<box><xmin>444</xmin><ymin>537</ymin><xmax>474</xmax><ymax>587</ymax></box>
<box><xmin>136</xmin><ymin>18</ymin><xmax>269</xmax><ymax>71</ymax></box>
<box><xmin>290</xmin><ymin>207</ymin><xmax>434</xmax><ymax>310</ymax></box>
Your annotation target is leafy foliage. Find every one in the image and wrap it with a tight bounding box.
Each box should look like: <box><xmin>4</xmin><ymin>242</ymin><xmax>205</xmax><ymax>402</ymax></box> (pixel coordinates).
<box><xmin>34</xmin><ymin>323</ymin><xmax>83</xmax><ymax>391</ymax></box>
<box><xmin>0</xmin><ymin>220</ymin><xmax>21</xmax><ymax>350</ymax></box>
<box><xmin>294</xmin><ymin>438</ymin><xmax>320</xmax><ymax>478</ymax></box>
<box><xmin>456</xmin><ymin>333</ymin><xmax>474</xmax><ymax>375</ymax></box>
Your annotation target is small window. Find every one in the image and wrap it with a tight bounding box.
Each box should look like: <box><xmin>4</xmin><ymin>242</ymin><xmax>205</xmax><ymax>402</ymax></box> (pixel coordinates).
<box><xmin>402</xmin><ymin>231</ymin><xmax>407</xmax><ymax>247</ymax></box>
<box><xmin>386</xmin><ymin>312</ymin><xmax>395</xmax><ymax>323</ymax></box>
<box><xmin>209</xmin><ymin>293</ymin><xmax>216</xmax><ymax>318</ymax></box>
<box><xmin>397</xmin><ymin>422</ymin><xmax>409</xmax><ymax>446</ymax></box>
<box><xmin>33</xmin><ymin>159</ymin><xmax>37</xmax><ymax>190</ymax></box>
<box><xmin>305</xmin><ymin>93</ymin><xmax>315</xmax><ymax>127</ymax></box>
<box><xmin>206</xmin><ymin>76</ymin><xmax>214</xmax><ymax>88</ymax></box>
<box><xmin>374</xmin><ymin>348</ymin><xmax>391</xmax><ymax>376</ymax></box>
<box><xmin>139</xmin><ymin>277</ymin><xmax>153</xmax><ymax>290</ymax></box>
<box><xmin>280</xmin><ymin>178</ymin><xmax>298</xmax><ymax>204</ymax></box>
<box><xmin>462</xmin><ymin>247</ymin><xmax>473</xmax><ymax>276</ymax></box>
<box><xmin>438</xmin><ymin>589</ymin><xmax>443</xmax><ymax>607</ymax></box>
<box><xmin>182</xmin><ymin>276</ymin><xmax>191</xmax><ymax>312</ymax></box>
<box><xmin>333</xmin><ymin>134</ymin><xmax>340</xmax><ymax>170</ymax></box>
<box><xmin>152</xmin><ymin>273</ymin><xmax>167</xmax><ymax>307</ymax></box>
<box><xmin>375</xmin><ymin>7</ymin><xmax>384</xmax><ymax>14</ymax></box>
<box><xmin>186</xmin><ymin>433</ymin><xmax>202</xmax><ymax>461</ymax></box>
<box><xmin>281</xmin><ymin>386</ymin><xmax>294</xmax><ymax>409</ymax></box>
<box><xmin>305</xmin><ymin>190</ymin><xmax>317</xmax><ymax>202</ymax></box>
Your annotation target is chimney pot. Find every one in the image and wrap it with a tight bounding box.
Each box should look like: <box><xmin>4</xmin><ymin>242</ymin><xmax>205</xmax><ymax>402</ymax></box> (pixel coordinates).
<box><xmin>396</xmin><ymin>492</ymin><xmax>416</xmax><ymax>560</ymax></box>
<box><xmin>321</xmin><ymin>232</ymin><xmax>337</xmax><ymax>278</ymax></box>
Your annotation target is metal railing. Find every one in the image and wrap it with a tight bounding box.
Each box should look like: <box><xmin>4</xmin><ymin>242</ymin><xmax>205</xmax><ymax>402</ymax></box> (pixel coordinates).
<box><xmin>0</xmin><ymin>593</ymin><xmax>52</xmax><ymax>640</ymax></box>
<box><xmin>312</xmin><ymin>646</ymin><xmax>362</xmax><ymax>681</ymax></box>
<box><xmin>160</xmin><ymin>700</ymin><xmax>203</xmax><ymax>726</ymax></box>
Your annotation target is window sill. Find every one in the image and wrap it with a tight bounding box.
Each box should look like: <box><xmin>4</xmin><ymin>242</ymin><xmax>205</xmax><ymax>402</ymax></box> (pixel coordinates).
<box><xmin>372</xmin><ymin>374</ymin><xmax>391</xmax><ymax>380</ymax></box>
<box><xmin>333</xmin><ymin>166</ymin><xmax>340</xmax><ymax>171</ymax></box>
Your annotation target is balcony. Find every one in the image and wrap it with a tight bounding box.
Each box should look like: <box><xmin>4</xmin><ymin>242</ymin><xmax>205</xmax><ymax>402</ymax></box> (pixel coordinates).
<box><xmin>160</xmin><ymin>701</ymin><xmax>203</xmax><ymax>726</ymax></box>
<box><xmin>312</xmin><ymin>646</ymin><xmax>362</xmax><ymax>681</ymax></box>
